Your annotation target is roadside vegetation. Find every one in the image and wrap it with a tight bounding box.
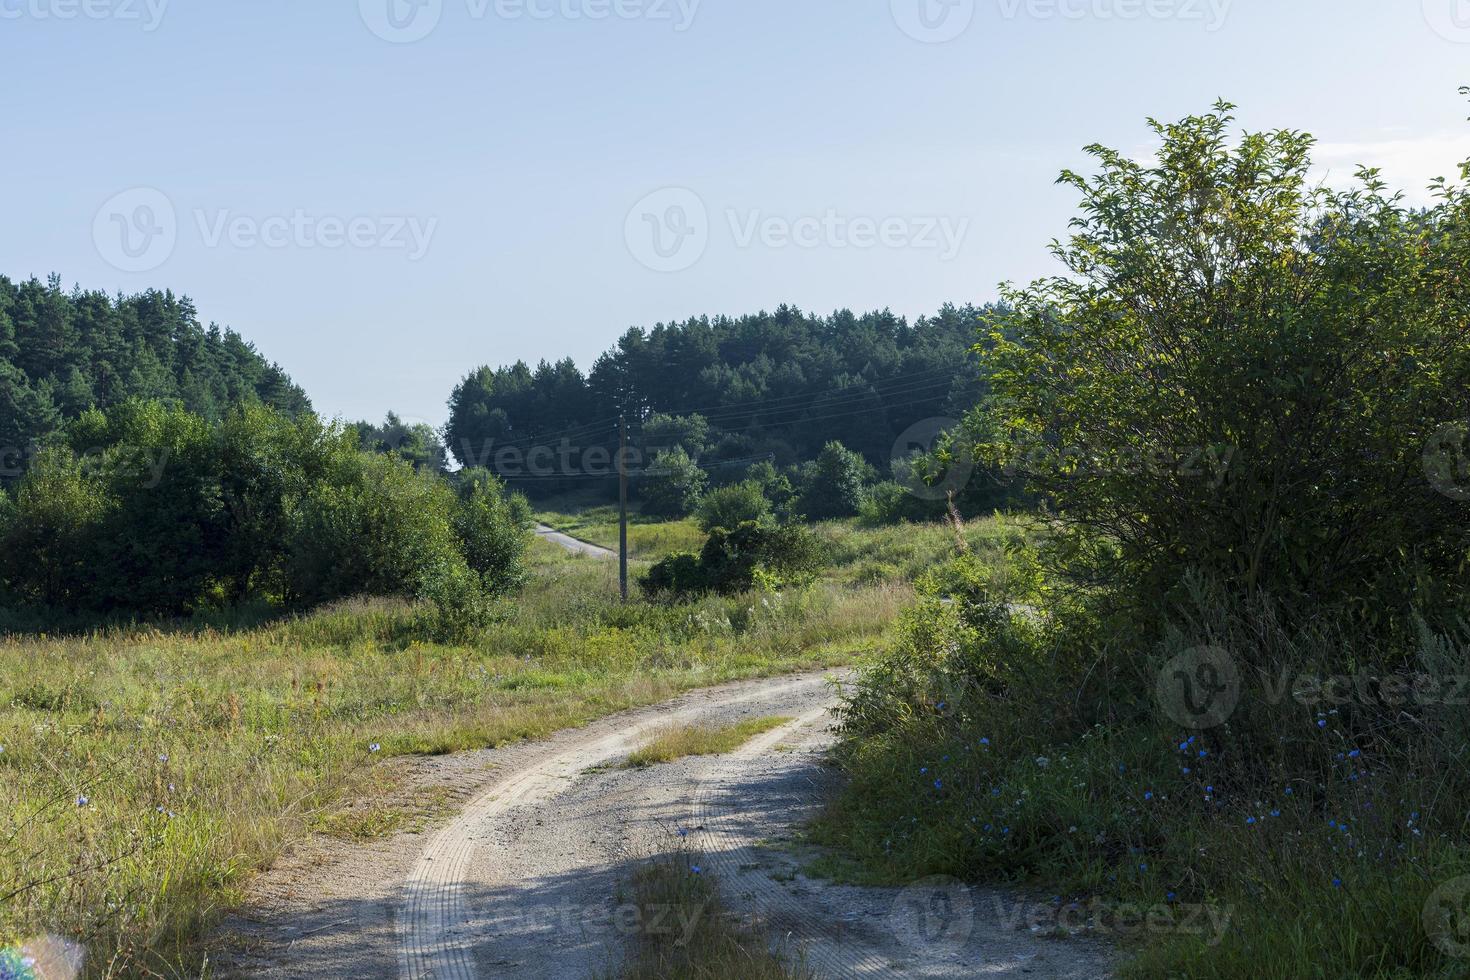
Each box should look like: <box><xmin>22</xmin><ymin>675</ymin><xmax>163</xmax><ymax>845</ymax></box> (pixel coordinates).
<box><xmin>815</xmin><ymin>102</ymin><xmax>1470</xmax><ymax>978</ymax></box>
<box><xmin>625</xmin><ymin>716</ymin><xmax>792</xmax><ymax>768</ymax></box>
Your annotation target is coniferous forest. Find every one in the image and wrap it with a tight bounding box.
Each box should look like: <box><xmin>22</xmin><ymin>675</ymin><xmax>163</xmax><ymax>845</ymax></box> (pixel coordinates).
<box><xmin>0</xmin><ymin>274</ymin><xmax>309</xmax><ymax>473</ymax></box>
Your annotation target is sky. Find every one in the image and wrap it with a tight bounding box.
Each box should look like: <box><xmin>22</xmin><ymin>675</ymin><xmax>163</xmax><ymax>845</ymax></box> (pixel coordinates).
<box><xmin>2</xmin><ymin>0</ymin><xmax>1468</xmax><ymax>429</ymax></box>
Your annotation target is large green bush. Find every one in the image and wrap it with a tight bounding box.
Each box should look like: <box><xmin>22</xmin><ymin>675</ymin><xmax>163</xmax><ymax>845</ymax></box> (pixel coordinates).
<box><xmin>642</xmin><ymin>520</ymin><xmax>824</xmax><ymax>597</ymax></box>
<box><xmin>284</xmin><ymin>452</ymin><xmax>464</xmax><ymax>605</ymax></box>
<box><xmin>980</xmin><ymin>102</ymin><xmax>1470</xmax><ymax>629</ymax></box>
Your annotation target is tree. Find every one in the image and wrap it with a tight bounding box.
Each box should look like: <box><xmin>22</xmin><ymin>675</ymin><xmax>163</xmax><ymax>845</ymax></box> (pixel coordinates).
<box><xmin>453</xmin><ymin>468</ymin><xmax>533</xmax><ymax>596</ymax></box>
<box><xmin>354</xmin><ymin>412</ymin><xmax>448</xmax><ymax>472</ymax></box>
<box><xmin>796</xmin><ymin>441</ymin><xmax>873</xmax><ymax>519</ymax></box>
<box><xmin>639</xmin><ymin>447</ymin><xmax>708</xmax><ymax>517</ymax></box>
<box><xmin>643</xmin><ymin>412</ymin><xmax>710</xmax><ymax>457</ymax></box>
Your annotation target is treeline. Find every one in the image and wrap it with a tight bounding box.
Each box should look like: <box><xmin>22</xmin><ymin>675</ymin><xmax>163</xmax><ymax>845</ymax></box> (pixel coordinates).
<box><xmin>444</xmin><ymin>303</ymin><xmax>1000</xmax><ymax>497</ymax></box>
<box><xmin>0</xmin><ymin>275</ymin><xmax>309</xmax><ymax>476</ymax></box>
<box><xmin>0</xmin><ymin>399</ymin><xmax>531</xmax><ymax>628</ymax></box>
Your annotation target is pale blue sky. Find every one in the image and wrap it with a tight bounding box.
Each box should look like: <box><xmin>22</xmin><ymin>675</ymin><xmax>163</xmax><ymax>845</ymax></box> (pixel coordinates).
<box><xmin>2</xmin><ymin>0</ymin><xmax>1468</xmax><ymax>427</ymax></box>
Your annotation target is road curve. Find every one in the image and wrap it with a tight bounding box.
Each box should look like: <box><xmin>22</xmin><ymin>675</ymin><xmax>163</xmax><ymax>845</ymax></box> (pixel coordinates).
<box><xmin>533</xmin><ymin>523</ymin><xmax>616</xmax><ymax>560</ymax></box>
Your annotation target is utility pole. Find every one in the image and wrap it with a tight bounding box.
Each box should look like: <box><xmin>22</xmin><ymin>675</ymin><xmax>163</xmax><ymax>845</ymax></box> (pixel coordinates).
<box><xmin>618</xmin><ymin>415</ymin><xmax>629</xmax><ymax>602</ymax></box>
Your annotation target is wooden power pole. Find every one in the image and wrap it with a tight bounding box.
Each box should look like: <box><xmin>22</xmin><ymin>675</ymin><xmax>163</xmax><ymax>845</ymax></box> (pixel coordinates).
<box><xmin>618</xmin><ymin>416</ymin><xmax>629</xmax><ymax>601</ymax></box>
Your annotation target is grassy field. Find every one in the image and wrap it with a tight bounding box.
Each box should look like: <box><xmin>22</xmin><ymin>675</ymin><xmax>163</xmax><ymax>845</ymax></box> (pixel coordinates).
<box><xmin>535</xmin><ymin>500</ymin><xmax>1034</xmax><ymax>584</ymax></box>
<box><xmin>535</xmin><ymin>504</ymin><xmax>707</xmax><ymax>561</ymax></box>
<box><xmin>0</xmin><ymin>532</ymin><xmax>916</xmax><ymax>977</ymax></box>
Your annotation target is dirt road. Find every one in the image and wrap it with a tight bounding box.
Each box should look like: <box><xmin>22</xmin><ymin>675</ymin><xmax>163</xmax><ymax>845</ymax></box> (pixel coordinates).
<box><xmin>222</xmin><ymin>670</ymin><xmax>1110</xmax><ymax>979</ymax></box>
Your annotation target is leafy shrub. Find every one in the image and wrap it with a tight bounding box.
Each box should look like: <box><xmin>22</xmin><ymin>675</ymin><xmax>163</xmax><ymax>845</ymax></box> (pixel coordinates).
<box><xmin>639</xmin><ymin>552</ymin><xmax>707</xmax><ymax>598</ymax></box>
<box><xmin>695</xmin><ymin>480</ymin><xmax>773</xmax><ymax>532</ymax></box>
<box><xmin>639</xmin><ymin>447</ymin><xmax>709</xmax><ymax>517</ymax></box>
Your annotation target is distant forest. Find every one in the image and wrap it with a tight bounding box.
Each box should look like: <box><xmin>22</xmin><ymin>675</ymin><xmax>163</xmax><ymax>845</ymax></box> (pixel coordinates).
<box><xmin>445</xmin><ymin>303</ymin><xmax>998</xmax><ymax>495</ymax></box>
<box><xmin>0</xmin><ymin>275</ymin><xmax>310</xmax><ymax>469</ymax></box>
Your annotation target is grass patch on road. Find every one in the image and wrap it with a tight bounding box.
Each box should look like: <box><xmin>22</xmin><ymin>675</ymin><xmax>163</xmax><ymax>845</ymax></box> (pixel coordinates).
<box><xmin>625</xmin><ymin>716</ymin><xmax>791</xmax><ymax>768</ymax></box>
<box><xmin>617</xmin><ymin>853</ymin><xmax>811</xmax><ymax>980</ymax></box>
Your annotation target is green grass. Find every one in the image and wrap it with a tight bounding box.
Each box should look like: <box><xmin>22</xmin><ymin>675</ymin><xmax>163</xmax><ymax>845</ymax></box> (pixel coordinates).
<box><xmin>616</xmin><ymin>851</ymin><xmax>811</xmax><ymax>980</ymax></box>
<box><xmin>0</xmin><ymin>552</ymin><xmax>909</xmax><ymax>977</ymax></box>
<box><xmin>625</xmin><ymin>716</ymin><xmax>791</xmax><ymax>768</ymax></box>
